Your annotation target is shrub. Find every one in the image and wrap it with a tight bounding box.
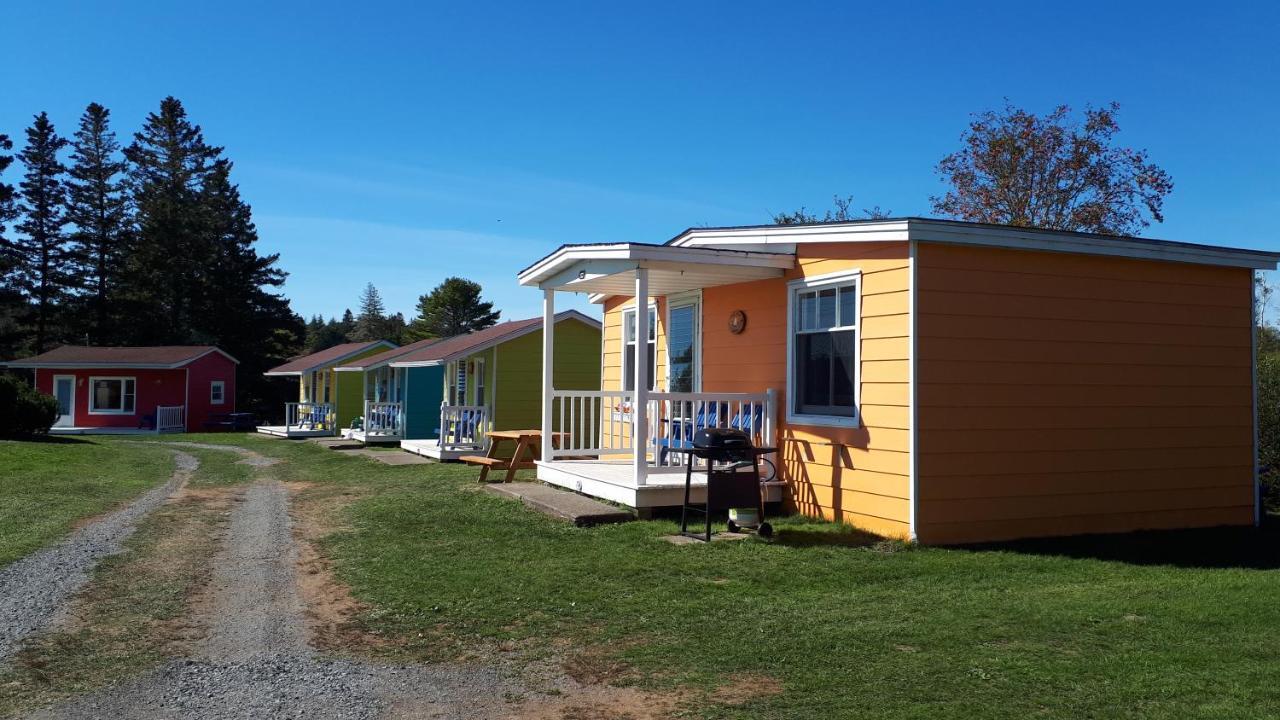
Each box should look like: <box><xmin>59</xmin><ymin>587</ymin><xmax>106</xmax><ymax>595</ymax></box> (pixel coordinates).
<box><xmin>1258</xmin><ymin>353</ymin><xmax>1280</xmax><ymax>512</ymax></box>
<box><xmin>0</xmin><ymin>374</ymin><xmax>59</xmax><ymax>438</ymax></box>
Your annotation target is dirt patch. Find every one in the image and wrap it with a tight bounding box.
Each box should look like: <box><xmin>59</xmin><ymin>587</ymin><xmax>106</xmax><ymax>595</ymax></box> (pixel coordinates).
<box><xmin>509</xmin><ymin>683</ymin><xmax>687</xmax><ymax>720</ymax></box>
<box><xmin>286</xmin><ymin>482</ymin><xmax>391</xmax><ymax>654</ymax></box>
<box><xmin>710</xmin><ymin>673</ymin><xmax>784</xmax><ymax>706</ymax></box>
<box><xmin>562</xmin><ymin>645</ymin><xmax>635</xmax><ymax>686</ymax></box>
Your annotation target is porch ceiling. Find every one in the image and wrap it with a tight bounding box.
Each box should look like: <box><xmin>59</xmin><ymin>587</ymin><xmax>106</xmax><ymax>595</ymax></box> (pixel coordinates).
<box><xmin>517</xmin><ymin>243</ymin><xmax>794</xmax><ymax>296</ymax></box>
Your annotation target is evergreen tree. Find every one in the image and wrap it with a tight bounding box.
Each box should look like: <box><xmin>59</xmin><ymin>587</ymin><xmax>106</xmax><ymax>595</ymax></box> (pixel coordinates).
<box><xmin>121</xmin><ymin>96</ymin><xmax>222</xmax><ymax>343</ymax></box>
<box><xmin>349</xmin><ymin>283</ymin><xmax>391</xmax><ymax>341</ymax></box>
<box><xmin>0</xmin><ymin>133</ymin><xmax>25</xmax><ymax>357</ymax></box>
<box><xmin>405</xmin><ymin>277</ymin><xmax>499</xmax><ymax>340</ymax></box>
<box><xmin>339</xmin><ymin>308</ymin><xmax>355</xmax><ymax>337</ymax></box>
<box><xmin>14</xmin><ymin>113</ymin><xmax>71</xmax><ymax>353</ymax></box>
<box><xmin>66</xmin><ymin>103</ymin><xmax>129</xmax><ymax>344</ymax></box>
<box><xmin>304</xmin><ymin>312</ymin><xmax>354</xmax><ymax>352</ymax></box>
<box><xmin>194</xmin><ymin>160</ymin><xmax>301</xmax><ymax>413</ymax></box>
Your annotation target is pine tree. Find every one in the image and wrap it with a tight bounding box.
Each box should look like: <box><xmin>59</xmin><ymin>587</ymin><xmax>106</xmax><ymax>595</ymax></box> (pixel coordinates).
<box><xmin>14</xmin><ymin>113</ymin><xmax>71</xmax><ymax>353</ymax></box>
<box><xmin>0</xmin><ymin>133</ymin><xmax>25</xmax><ymax>356</ymax></box>
<box><xmin>66</xmin><ymin>103</ymin><xmax>129</xmax><ymax>343</ymax></box>
<box><xmin>121</xmin><ymin>96</ymin><xmax>222</xmax><ymax>343</ymax></box>
<box><xmin>405</xmin><ymin>277</ymin><xmax>500</xmax><ymax>340</ymax></box>
<box><xmin>339</xmin><ymin>309</ymin><xmax>355</xmax><ymax>338</ymax></box>
<box><xmin>350</xmin><ymin>283</ymin><xmax>390</xmax><ymax>341</ymax></box>
<box><xmin>195</xmin><ymin>159</ymin><xmax>300</xmax><ymax>412</ymax></box>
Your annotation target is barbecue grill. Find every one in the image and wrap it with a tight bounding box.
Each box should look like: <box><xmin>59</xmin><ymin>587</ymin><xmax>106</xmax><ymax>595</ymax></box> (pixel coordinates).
<box><xmin>671</xmin><ymin>427</ymin><xmax>777</xmax><ymax>542</ymax></box>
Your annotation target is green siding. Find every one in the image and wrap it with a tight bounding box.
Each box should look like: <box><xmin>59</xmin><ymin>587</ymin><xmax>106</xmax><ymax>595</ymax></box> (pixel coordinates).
<box><xmin>491</xmin><ymin>318</ymin><xmax>601</xmax><ymax>431</ymax></box>
<box><xmin>403</xmin><ymin>365</ymin><xmax>444</xmax><ymax>439</ymax></box>
<box><xmin>331</xmin><ymin>345</ymin><xmax>395</xmax><ymax>429</ymax></box>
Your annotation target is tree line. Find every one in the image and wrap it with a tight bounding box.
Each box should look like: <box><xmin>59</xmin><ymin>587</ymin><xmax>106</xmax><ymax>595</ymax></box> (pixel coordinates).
<box><xmin>302</xmin><ymin>278</ymin><xmax>500</xmax><ymax>354</ymax></box>
<box><xmin>0</xmin><ymin>97</ymin><xmax>300</xmax><ymax>413</ymax></box>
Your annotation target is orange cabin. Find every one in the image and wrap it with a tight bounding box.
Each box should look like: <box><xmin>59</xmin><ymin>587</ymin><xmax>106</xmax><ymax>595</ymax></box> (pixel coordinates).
<box><xmin>518</xmin><ymin>218</ymin><xmax>1278</xmax><ymax>544</ymax></box>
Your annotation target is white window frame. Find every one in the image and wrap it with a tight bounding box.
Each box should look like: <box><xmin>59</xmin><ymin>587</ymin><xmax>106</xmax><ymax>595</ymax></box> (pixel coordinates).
<box><xmin>88</xmin><ymin>376</ymin><xmax>137</xmax><ymax>415</ymax></box>
<box><xmin>210</xmin><ymin>380</ymin><xmax>226</xmax><ymax>405</ymax></box>
<box><xmin>786</xmin><ymin>269</ymin><xmax>861</xmax><ymax>428</ymax></box>
<box><xmin>622</xmin><ymin>303</ymin><xmax>658</xmax><ymax>392</ymax></box>
<box><xmin>474</xmin><ymin>357</ymin><xmax>487</xmax><ymax>407</ymax></box>
<box><xmin>665</xmin><ymin>290</ymin><xmax>702</xmax><ymax>393</ymax></box>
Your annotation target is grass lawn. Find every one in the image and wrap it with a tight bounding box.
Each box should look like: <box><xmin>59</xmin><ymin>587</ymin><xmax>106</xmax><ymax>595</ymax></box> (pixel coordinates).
<box><xmin>167</xmin><ymin>434</ymin><xmax>1278</xmax><ymax>720</ymax></box>
<box><xmin>0</xmin><ymin>437</ymin><xmax>175</xmax><ymax>568</ymax></box>
<box><xmin>54</xmin><ymin>434</ymin><xmax>1280</xmax><ymax>718</ymax></box>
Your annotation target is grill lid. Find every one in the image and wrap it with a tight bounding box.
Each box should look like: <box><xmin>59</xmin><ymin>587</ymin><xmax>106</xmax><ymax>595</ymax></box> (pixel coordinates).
<box><xmin>692</xmin><ymin>427</ymin><xmax>752</xmax><ymax>450</ymax></box>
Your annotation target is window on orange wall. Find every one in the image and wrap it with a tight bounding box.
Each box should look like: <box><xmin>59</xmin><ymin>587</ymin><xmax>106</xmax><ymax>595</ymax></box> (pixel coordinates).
<box><xmin>622</xmin><ymin>305</ymin><xmax>656</xmax><ymax>392</ymax></box>
<box><xmin>787</xmin><ymin>271</ymin><xmax>860</xmax><ymax>427</ymax></box>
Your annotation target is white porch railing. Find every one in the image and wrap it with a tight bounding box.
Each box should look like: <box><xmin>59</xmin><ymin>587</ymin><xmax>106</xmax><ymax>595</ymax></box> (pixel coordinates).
<box><xmin>439</xmin><ymin>404</ymin><xmax>487</xmax><ymax>450</ymax></box>
<box><xmin>363</xmin><ymin>401</ymin><xmax>402</xmax><ymax>437</ymax></box>
<box><xmin>648</xmin><ymin>390</ymin><xmax>775</xmax><ymax>469</ymax></box>
<box><xmin>550</xmin><ymin>390</ymin><xmax>634</xmax><ymax>457</ymax></box>
<box><xmin>546</xmin><ymin>389</ymin><xmax>777</xmax><ymax>473</ymax></box>
<box><xmin>156</xmin><ymin>405</ymin><xmax>185</xmax><ymax>433</ymax></box>
<box><xmin>285</xmin><ymin>402</ymin><xmax>333</xmax><ymax>431</ymax></box>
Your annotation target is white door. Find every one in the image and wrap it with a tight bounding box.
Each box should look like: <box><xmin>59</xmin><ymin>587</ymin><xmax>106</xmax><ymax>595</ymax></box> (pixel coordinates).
<box><xmin>52</xmin><ymin>375</ymin><xmax>75</xmax><ymax>427</ymax></box>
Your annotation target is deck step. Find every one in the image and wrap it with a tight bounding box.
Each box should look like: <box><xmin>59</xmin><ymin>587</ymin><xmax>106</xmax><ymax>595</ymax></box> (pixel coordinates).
<box><xmin>459</xmin><ymin>455</ymin><xmax>507</xmax><ymax>466</ymax></box>
<box><xmin>483</xmin><ymin>483</ymin><xmax>635</xmax><ymax>526</ymax></box>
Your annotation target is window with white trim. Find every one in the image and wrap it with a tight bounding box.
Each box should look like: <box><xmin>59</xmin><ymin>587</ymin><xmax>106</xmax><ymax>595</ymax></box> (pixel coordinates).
<box><xmin>622</xmin><ymin>305</ymin><xmax>656</xmax><ymax>392</ymax></box>
<box><xmin>788</xmin><ymin>273</ymin><xmax>859</xmax><ymax>425</ymax></box>
<box><xmin>89</xmin><ymin>377</ymin><xmax>136</xmax><ymax>414</ymax></box>
<box><xmin>473</xmin><ymin>358</ymin><xmax>486</xmax><ymax>406</ymax></box>
<box><xmin>211</xmin><ymin>380</ymin><xmax>226</xmax><ymax>405</ymax></box>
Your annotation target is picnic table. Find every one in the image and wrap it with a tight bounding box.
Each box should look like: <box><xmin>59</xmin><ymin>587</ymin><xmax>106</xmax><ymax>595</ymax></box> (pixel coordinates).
<box><xmin>460</xmin><ymin>429</ymin><xmax>569</xmax><ymax>482</ymax></box>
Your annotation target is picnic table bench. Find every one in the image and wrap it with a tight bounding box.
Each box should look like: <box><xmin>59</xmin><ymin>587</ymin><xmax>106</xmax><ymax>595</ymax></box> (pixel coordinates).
<box><xmin>460</xmin><ymin>429</ymin><xmax>569</xmax><ymax>482</ymax></box>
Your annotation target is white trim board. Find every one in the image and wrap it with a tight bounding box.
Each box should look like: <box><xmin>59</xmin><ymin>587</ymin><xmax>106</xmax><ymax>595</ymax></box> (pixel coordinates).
<box><xmin>666</xmin><ymin>218</ymin><xmax>1280</xmax><ymax>270</ymax></box>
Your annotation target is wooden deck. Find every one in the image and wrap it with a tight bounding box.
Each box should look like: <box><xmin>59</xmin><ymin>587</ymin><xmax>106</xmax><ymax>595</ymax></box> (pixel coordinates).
<box><xmin>536</xmin><ymin>459</ymin><xmax>784</xmax><ymax>509</ymax></box>
<box><xmin>399</xmin><ymin>438</ymin><xmax>475</xmax><ymax>461</ymax></box>
<box><xmin>256</xmin><ymin>425</ymin><xmax>333</xmax><ymax>439</ymax></box>
<box><xmin>342</xmin><ymin>428</ymin><xmax>402</xmax><ymax>444</ymax></box>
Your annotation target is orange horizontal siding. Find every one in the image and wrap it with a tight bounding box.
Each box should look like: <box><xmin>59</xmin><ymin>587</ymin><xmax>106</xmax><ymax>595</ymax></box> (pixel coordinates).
<box><xmin>704</xmin><ymin>241</ymin><xmax>913</xmax><ymax>537</ymax></box>
<box><xmin>914</xmin><ymin>242</ymin><xmax>1254</xmax><ymax>544</ymax></box>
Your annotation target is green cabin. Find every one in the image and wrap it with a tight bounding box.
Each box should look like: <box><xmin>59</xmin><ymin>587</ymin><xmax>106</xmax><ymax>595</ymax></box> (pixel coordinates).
<box><xmin>258</xmin><ymin>340</ymin><xmax>396</xmax><ymax>437</ymax></box>
<box><xmin>332</xmin><ymin>337</ymin><xmax>448</xmax><ymax>443</ymax></box>
<box><xmin>396</xmin><ymin>310</ymin><xmax>601</xmax><ymax>460</ymax></box>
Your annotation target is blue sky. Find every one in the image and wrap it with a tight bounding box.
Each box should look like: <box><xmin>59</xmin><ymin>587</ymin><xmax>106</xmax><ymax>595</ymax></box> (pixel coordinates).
<box><xmin>2</xmin><ymin>1</ymin><xmax>1277</xmax><ymax>322</ymax></box>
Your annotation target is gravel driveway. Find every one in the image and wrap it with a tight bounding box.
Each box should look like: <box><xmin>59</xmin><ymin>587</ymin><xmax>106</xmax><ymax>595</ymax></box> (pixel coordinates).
<box><xmin>27</xmin><ymin>447</ymin><xmax>521</xmax><ymax>720</ymax></box>
<box><xmin>0</xmin><ymin>450</ymin><xmax>197</xmax><ymax>665</ymax></box>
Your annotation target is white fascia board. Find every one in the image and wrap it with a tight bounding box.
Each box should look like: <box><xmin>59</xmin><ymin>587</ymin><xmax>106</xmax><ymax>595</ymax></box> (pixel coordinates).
<box><xmin>908</xmin><ymin>221</ymin><xmax>1280</xmax><ymax>269</ymax></box>
<box><xmin>519</xmin><ymin>243</ymin><xmax>794</xmax><ymax>288</ymax></box>
<box><xmin>674</xmin><ymin>219</ymin><xmax>1280</xmax><ymax>270</ymax></box>
<box><xmin>671</xmin><ymin>221</ymin><xmax>909</xmax><ymax>247</ymax></box>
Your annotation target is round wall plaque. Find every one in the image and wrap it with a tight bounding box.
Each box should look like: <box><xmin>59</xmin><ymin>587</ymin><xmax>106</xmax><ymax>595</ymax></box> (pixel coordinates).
<box><xmin>728</xmin><ymin>309</ymin><xmax>747</xmax><ymax>334</ymax></box>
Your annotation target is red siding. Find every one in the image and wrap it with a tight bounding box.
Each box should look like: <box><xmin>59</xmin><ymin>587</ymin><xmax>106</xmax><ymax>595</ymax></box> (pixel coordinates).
<box><xmin>185</xmin><ymin>352</ymin><xmax>237</xmax><ymax>430</ymax></box>
<box><xmin>36</xmin><ymin>368</ymin><xmax>186</xmax><ymax>428</ymax></box>
<box><xmin>33</xmin><ymin>353</ymin><xmax>236</xmax><ymax>431</ymax></box>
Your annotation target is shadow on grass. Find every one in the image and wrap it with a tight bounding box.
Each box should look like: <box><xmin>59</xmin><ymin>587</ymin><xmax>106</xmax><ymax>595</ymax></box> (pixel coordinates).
<box><xmin>4</xmin><ymin>434</ymin><xmax>95</xmax><ymax>445</ymax></box>
<box><xmin>772</xmin><ymin>526</ymin><xmax>886</xmax><ymax>548</ymax></box>
<box><xmin>960</xmin><ymin>519</ymin><xmax>1280</xmax><ymax>570</ymax></box>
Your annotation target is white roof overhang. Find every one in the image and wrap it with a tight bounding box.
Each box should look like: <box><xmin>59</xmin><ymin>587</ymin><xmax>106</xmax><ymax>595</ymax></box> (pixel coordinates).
<box><xmin>669</xmin><ymin>218</ymin><xmax>1280</xmax><ymax>270</ymax></box>
<box><xmin>517</xmin><ymin>243</ymin><xmax>795</xmax><ymax>297</ymax></box>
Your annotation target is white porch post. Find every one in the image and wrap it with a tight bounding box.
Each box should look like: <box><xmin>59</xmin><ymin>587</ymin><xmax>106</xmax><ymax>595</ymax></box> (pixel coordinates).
<box><xmin>633</xmin><ymin>268</ymin><xmax>650</xmax><ymax>486</ymax></box>
<box><xmin>541</xmin><ymin>288</ymin><xmax>555</xmax><ymax>461</ymax></box>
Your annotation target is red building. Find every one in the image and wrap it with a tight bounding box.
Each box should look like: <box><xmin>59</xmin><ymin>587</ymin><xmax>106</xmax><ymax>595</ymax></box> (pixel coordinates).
<box><xmin>4</xmin><ymin>346</ymin><xmax>238</xmax><ymax>434</ymax></box>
